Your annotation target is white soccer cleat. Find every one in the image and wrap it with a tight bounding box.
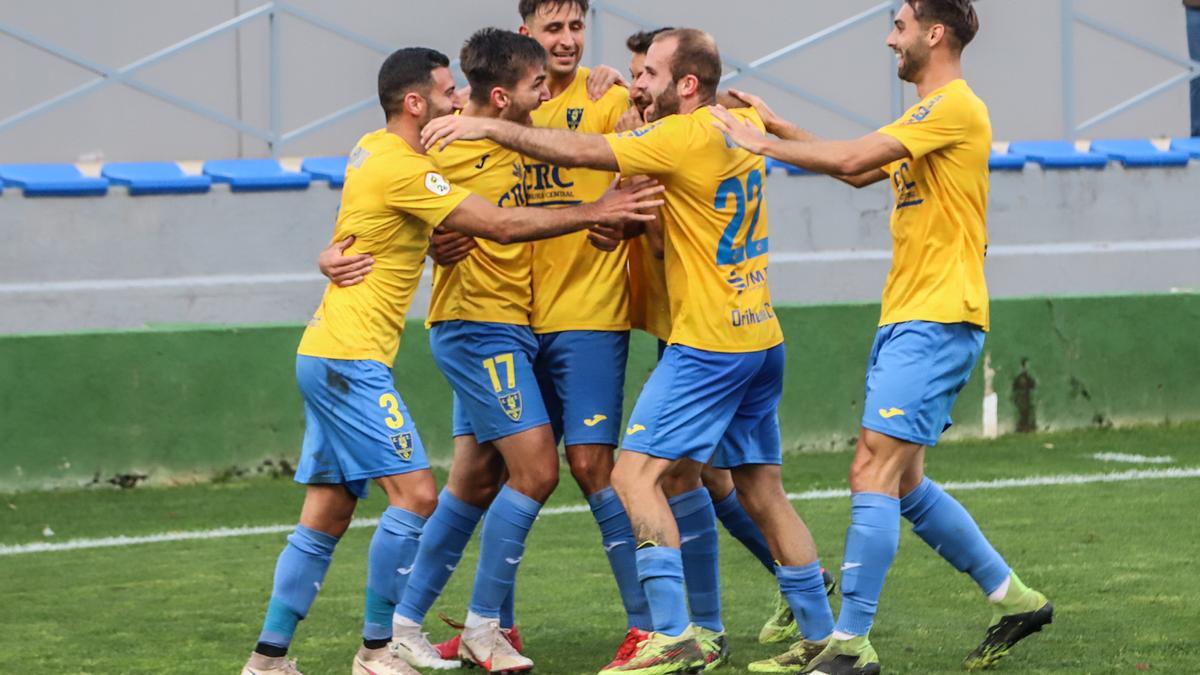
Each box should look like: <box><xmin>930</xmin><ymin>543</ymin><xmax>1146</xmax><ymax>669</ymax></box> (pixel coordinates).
<box><xmin>241</xmin><ymin>651</ymin><xmax>303</xmax><ymax>675</ymax></box>
<box><xmin>458</xmin><ymin>618</ymin><xmax>534</xmax><ymax>673</ymax></box>
<box><xmin>353</xmin><ymin>645</ymin><xmax>421</xmax><ymax>675</ymax></box>
<box><xmin>391</xmin><ymin>622</ymin><xmax>462</xmax><ymax>670</ymax></box>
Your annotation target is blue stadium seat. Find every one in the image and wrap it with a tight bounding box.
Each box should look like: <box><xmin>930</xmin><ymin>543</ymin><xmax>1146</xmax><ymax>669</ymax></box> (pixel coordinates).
<box><xmin>1007</xmin><ymin>141</ymin><xmax>1108</xmax><ymax>169</ymax></box>
<box><xmin>989</xmin><ymin>151</ymin><xmax>1026</xmax><ymax>171</ymax></box>
<box><xmin>102</xmin><ymin>162</ymin><xmax>212</xmax><ymax>195</ymax></box>
<box><xmin>765</xmin><ymin>157</ymin><xmax>810</xmax><ymax>175</ymax></box>
<box><xmin>1089</xmin><ymin>140</ymin><xmax>1190</xmax><ymax>168</ymax></box>
<box><xmin>301</xmin><ymin>156</ymin><xmax>349</xmax><ymax>188</ymax></box>
<box><xmin>203</xmin><ymin>159</ymin><xmax>311</xmax><ymax>192</ymax></box>
<box><xmin>0</xmin><ymin>163</ymin><xmax>108</xmax><ymax>196</ymax></box>
<box><xmin>1169</xmin><ymin>137</ymin><xmax>1200</xmax><ymax>159</ymax></box>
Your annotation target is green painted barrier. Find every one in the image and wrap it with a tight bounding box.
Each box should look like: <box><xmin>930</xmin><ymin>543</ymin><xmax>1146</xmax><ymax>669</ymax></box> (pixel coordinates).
<box><xmin>3</xmin><ymin>294</ymin><xmax>1198</xmax><ymax>491</ymax></box>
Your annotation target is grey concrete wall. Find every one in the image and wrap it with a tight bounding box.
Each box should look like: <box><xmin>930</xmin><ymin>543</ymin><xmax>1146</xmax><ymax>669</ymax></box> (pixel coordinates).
<box><xmin>0</xmin><ymin>0</ymin><xmax>1193</xmax><ymax>163</ymax></box>
<box><xmin>1</xmin><ymin>165</ymin><xmax>1197</xmax><ymax>334</ymax></box>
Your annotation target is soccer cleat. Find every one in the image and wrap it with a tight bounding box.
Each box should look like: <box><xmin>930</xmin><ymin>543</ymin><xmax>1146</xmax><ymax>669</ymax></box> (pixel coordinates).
<box><xmin>433</xmin><ymin>613</ymin><xmax>523</xmax><ymax>660</ymax></box>
<box><xmin>459</xmin><ymin>618</ymin><xmax>534</xmax><ymax>673</ymax></box>
<box><xmin>391</xmin><ymin>622</ymin><xmax>462</xmax><ymax>670</ymax></box>
<box><xmin>241</xmin><ymin>651</ymin><xmax>303</xmax><ymax>675</ymax></box>
<box><xmin>801</xmin><ymin>636</ymin><xmax>880</xmax><ymax>675</ymax></box>
<box><xmin>353</xmin><ymin>644</ymin><xmax>420</xmax><ymax>675</ymax></box>
<box><xmin>694</xmin><ymin>625</ymin><xmax>730</xmax><ymax>671</ymax></box>
<box><xmin>601</xmin><ymin>627</ymin><xmax>653</xmax><ymax>671</ymax></box>
<box><xmin>597</xmin><ymin>629</ymin><xmax>706</xmax><ymax>675</ymax></box>
<box><xmin>748</xmin><ymin>639</ymin><xmax>827</xmax><ymax>673</ymax></box>
<box><xmin>964</xmin><ymin>587</ymin><xmax>1053</xmax><ymax>672</ymax></box>
<box><xmin>759</xmin><ymin>568</ymin><xmax>838</xmax><ymax>644</ymax></box>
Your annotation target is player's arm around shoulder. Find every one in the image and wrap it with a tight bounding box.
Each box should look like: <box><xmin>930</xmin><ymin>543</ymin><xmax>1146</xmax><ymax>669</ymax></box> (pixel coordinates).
<box><xmin>422</xmin><ymin>114</ymin><xmax>621</xmax><ymax>172</ymax></box>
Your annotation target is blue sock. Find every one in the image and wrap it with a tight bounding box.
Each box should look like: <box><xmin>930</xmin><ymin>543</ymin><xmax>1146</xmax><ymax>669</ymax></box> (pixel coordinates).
<box><xmin>713</xmin><ymin>488</ymin><xmax>775</xmax><ymax>573</ymax></box>
<box><xmin>669</xmin><ymin>487</ymin><xmax>723</xmax><ymax>632</ymax></box>
<box><xmin>901</xmin><ymin>478</ymin><xmax>1011</xmax><ymax>596</ymax></box>
<box><xmin>777</xmin><ymin>561</ymin><xmax>835</xmax><ymax>642</ymax></box>
<box><xmin>395</xmin><ymin>489</ymin><xmax>485</xmax><ymax>624</ymax></box>
<box><xmin>363</xmin><ymin>507</ymin><xmax>426</xmax><ymax>641</ymax></box>
<box><xmin>468</xmin><ymin>485</ymin><xmax>542</xmax><ymax>618</ymax></box>
<box><xmin>636</xmin><ymin>546</ymin><xmax>690</xmax><ymax>637</ymax></box>
<box><xmin>500</xmin><ymin>581</ymin><xmax>516</xmax><ymax>629</ymax></box>
<box><xmin>258</xmin><ymin>525</ymin><xmax>339</xmax><ymax>649</ymax></box>
<box><xmin>589</xmin><ymin>487</ymin><xmax>652</xmax><ymax>630</ymax></box>
<box><xmin>835</xmin><ymin>492</ymin><xmax>900</xmax><ymax>637</ymax></box>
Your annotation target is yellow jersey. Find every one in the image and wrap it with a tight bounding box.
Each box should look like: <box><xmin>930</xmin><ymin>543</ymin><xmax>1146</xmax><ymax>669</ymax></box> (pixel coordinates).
<box><xmin>627</xmin><ymin>234</ymin><xmax>671</xmax><ymax>342</ymax></box>
<box><xmin>876</xmin><ymin>79</ymin><xmax>991</xmax><ymax>330</ymax></box>
<box><xmin>426</xmin><ymin>137</ymin><xmax>532</xmax><ymax>327</ymax></box>
<box><xmin>605</xmin><ymin>107</ymin><xmax>783</xmax><ymax>353</ymax></box>
<box><xmin>297</xmin><ymin>129</ymin><xmax>470</xmax><ymax>367</ymax></box>
<box><xmin>527</xmin><ymin>67</ymin><xmax>632</xmax><ymax>333</ymax></box>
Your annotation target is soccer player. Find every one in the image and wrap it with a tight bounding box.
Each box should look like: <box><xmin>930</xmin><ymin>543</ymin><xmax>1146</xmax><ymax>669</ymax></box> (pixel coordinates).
<box><xmin>709</xmin><ymin>2</ymin><xmax>1054</xmax><ymax>673</ymax></box>
<box><xmin>243</xmin><ymin>45</ymin><xmax>662</xmax><ymax>675</ymax></box>
<box><xmin>422</xmin><ymin>27</ymin><xmax>838</xmax><ymax>675</ymax></box>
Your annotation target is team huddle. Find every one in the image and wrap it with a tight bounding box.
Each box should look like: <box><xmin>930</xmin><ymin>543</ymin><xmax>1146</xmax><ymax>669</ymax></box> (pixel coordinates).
<box><xmin>241</xmin><ymin>1</ymin><xmax>1053</xmax><ymax>674</ymax></box>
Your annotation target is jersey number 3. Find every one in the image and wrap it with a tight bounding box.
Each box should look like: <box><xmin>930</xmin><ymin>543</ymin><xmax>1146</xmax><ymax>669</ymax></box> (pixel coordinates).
<box><xmin>715</xmin><ymin>169</ymin><xmax>767</xmax><ymax>265</ymax></box>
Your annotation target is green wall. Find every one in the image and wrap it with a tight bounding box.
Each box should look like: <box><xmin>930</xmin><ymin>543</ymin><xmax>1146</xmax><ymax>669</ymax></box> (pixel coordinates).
<box><xmin>3</xmin><ymin>294</ymin><xmax>1198</xmax><ymax>491</ymax></box>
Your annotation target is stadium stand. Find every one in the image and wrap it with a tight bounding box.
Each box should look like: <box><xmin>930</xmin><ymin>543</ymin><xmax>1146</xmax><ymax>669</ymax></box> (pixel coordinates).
<box><xmin>988</xmin><ymin>151</ymin><xmax>1026</xmax><ymax>171</ymax></box>
<box><xmin>301</xmin><ymin>156</ymin><xmax>350</xmax><ymax>188</ymax></box>
<box><xmin>1007</xmin><ymin>141</ymin><xmax>1109</xmax><ymax>169</ymax></box>
<box><xmin>202</xmin><ymin>159</ymin><xmax>311</xmax><ymax>192</ymax></box>
<box><xmin>0</xmin><ymin>163</ymin><xmax>108</xmax><ymax>197</ymax></box>
<box><xmin>1170</xmin><ymin>137</ymin><xmax>1200</xmax><ymax>158</ymax></box>
<box><xmin>1089</xmin><ymin>140</ymin><xmax>1191</xmax><ymax>168</ymax></box>
<box><xmin>102</xmin><ymin>162</ymin><xmax>212</xmax><ymax>195</ymax></box>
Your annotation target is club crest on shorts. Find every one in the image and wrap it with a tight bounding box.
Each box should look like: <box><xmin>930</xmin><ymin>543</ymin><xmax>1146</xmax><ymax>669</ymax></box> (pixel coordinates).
<box><xmin>390</xmin><ymin>432</ymin><xmax>414</xmax><ymax>460</ymax></box>
<box><xmin>566</xmin><ymin>107</ymin><xmax>584</xmax><ymax>130</ymax></box>
<box><xmin>497</xmin><ymin>390</ymin><xmax>523</xmax><ymax>422</ymax></box>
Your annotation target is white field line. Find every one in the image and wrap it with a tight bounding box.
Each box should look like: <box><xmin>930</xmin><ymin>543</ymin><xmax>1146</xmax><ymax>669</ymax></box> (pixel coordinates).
<box><xmin>2</xmin><ymin>466</ymin><xmax>1198</xmax><ymax>557</ymax></box>
<box><xmin>1091</xmin><ymin>452</ymin><xmax>1176</xmax><ymax>464</ymax></box>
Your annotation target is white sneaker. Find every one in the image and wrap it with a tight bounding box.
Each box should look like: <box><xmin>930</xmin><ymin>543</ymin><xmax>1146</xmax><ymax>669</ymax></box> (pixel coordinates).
<box><xmin>391</xmin><ymin>622</ymin><xmax>462</xmax><ymax>670</ymax></box>
<box><xmin>459</xmin><ymin>618</ymin><xmax>534</xmax><ymax>673</ymax></box>
<box><xmin>352</xmin><ymin>645</ymin><xmax>420</xmax><ymax>675</ymax></box>
<box><xmin>241</xmin><ymin>651</ymin><xmax>303</xmax><ymax>675</ymax></box>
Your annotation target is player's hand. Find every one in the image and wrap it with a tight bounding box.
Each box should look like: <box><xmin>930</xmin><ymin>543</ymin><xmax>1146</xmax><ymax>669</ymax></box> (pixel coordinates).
<box><xmin>318</xmin><ymin>236</ymin><xmax>373</xmax><ymax>287</ymax></box>
<box><xmin>429</xmin><ymin>226</ymin><xmax>477</xmax><ymax>266</ymax></box>
<box><xmin>726</xmin><ymin>88</ymin><xmax>786</xmax><ymax>137</ymax></box>
<box><xmin>586</xmin><ymin>64</ymin><xmax>628</xmax><ymax>101</ymax></box>
<box><xmin>614</xmin><ymin>106</ymin><xmax>644</xmax><ymax>133</ymax></box>
<box><xmin>587</xmin><ymin>223</ymin><xmax>623</xmax><ymax>252</ymax></box>
<box><xmin>590</xmin><ymin>178</ymin><xmax>665</xmax><ymax>226</ymax></box>
<box><xmin>709</xmin><ymin>104</ymin><xmax>770</xmax><ymax>155</ymax></box>
<box><xmin>422</xmin><ymin>114</ymin><xmax>491</xmax><ymax>151</ymax></box>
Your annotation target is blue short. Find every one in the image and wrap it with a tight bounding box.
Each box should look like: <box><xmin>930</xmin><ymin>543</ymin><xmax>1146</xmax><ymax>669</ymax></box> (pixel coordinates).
<box><xmin>430</xmin><ymin>320</ymin><xmax>549</xmax><ymax>444</ymax></box>
<box><xmin>535</xmin><ymin>330</ymin><xmax>630</xmax><ymax>447</ymax></box>
<box><xmin>622</xmin><ymin>344</ymin><xmax>784</xmax><ymax>468</ymax></box>
<box><xmin>293</xmin><ymin>355</ymin><xmax>430</xmax><ymax>499</ymax></box>
<box><xmin>861</xmin><ymin>321</ymin><xmax>985</xmax><ymax>447</ymax></box>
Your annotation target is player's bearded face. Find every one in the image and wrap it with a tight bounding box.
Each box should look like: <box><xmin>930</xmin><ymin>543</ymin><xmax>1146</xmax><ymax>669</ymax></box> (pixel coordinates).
<box><xmin>526</xmin><ymin>3</ymin><xmax>586</xmax><ymax>79</ymax></box>
<box><xmin>888</xmin><ymin>5</ymin><xmax>930</xmax><ymax>83</ymax></box>
<box><xmin>423</xmin><ymin>68</ymin><xmax>457</xmax><ymax>123</ymax></box>
<box><xmin>645</xmin><ymin>79</ymin><xmax>681</xmax><ymax>122</ymax></box>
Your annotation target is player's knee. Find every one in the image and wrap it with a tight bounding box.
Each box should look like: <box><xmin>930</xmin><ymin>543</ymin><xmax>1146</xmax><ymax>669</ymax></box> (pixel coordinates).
<box><xmin>508</xmin><ymin>462</ymin><xmax>560</xmax><ymax>503</ymax></box>
<box><xmin>407</xmin><ymin>481</ymin><xmax>439</xmax><ymax>517</ymax></box>
<box><xmin>567</xmin><ymin>447</ymin><xmax>614</xmax><ymax>494</ymax></box>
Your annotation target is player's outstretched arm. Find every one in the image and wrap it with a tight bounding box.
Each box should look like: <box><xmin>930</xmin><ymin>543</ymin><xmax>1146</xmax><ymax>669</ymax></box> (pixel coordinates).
<box><xmin>421</xmin><ymin>115</ymin><xmax>620</xmax><ymax>172</ymax></box>
<box><xmin>440</xmin><ymin>179</ymin><xmax>663</xmax><ymax>244</ymax></box>
<box><xmin>710</xmin><ymin>101</ymin><xmax>896</xmax><ymax>188</ymax></box>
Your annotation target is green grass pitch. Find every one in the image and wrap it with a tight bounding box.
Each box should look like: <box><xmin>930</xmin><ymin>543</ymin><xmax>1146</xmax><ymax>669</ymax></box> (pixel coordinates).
<box><xmin>2</xmin><ymin>423</ymin><xmax>1199</xmax><ymax>674</ymax></box>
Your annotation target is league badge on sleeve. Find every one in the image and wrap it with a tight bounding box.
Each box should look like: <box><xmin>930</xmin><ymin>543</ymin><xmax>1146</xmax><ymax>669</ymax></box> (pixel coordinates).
<box><xmin>566</xmin><ymin>107</ymin><xmax>584</xmax><ymax>131</ymax></box>
<box><xmin>497</xmin><ymin>391</ymin><xmax>524</xmax><ymax>422</ymax></box>
<box><xmin>425</xmin><ymin>172</ymin><xmax>451</xmax><ymax>196</ymax></box>
<box><xmin>390</xmin><ymin>432</ymin><xmax>415</xmax><ymax>460</ymax></box>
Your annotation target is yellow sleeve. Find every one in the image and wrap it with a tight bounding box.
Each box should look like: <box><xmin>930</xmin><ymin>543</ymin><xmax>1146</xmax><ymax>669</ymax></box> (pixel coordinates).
<box><xmin>385</xmin><ymin>167</ymin><xmax>472</xmax><ymax>228</ymax></box>
<box><xmin>604</xmin><ymin>115</ymin><xmax>693</xmax><ymax>177</ymax></box>
<box><xmin>877</xmin><ymin>92</ymin><xmax>968</xmax><ymax>161</ymax></box>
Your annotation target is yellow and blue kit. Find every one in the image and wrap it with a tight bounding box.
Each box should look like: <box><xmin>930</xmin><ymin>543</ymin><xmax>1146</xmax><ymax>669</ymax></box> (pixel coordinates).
<box><xmin>863</xmin><ymin>79</ymin><xmax>993</xmax><ymax>446</ymax></box>
<box><xmin>604</xmin><ymin>106</ymin><xmax>785</xmax><ymax>467</ymax></box>
<box><xmin>294</xmin><ymin>130</ymin><xmax>469</xmax><ymax>496</ymax></box>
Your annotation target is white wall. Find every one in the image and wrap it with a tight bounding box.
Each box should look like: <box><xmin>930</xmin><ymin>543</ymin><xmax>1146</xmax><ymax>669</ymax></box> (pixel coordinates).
<box><xmin>0</xmin><ymin>0</ymin><xmax>1192</xmax><ymax>163</ymax></box>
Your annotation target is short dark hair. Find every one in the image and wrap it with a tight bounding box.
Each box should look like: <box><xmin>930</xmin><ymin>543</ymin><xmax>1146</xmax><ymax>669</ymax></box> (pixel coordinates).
<box><xmin>907</xmin><ymin>0</ymin><xmax>979</xmax><ymax>50</ymax></box>
<box><xmin>626</xmin><ymin>27</ymin><xmax>673</xmax><ymax>55</ymax></box>
<box><xmin>653</xmin><ymin>28</ymin><xmax>722</xmax><ymax>100</ymax></box>
<box><xmin>518</xmin><ymin>0</ymin><xmax>589</xmax><ymax>22</ymax></box>
<box><xmin>460</xmin><ymin>28</ymin><xmax>547</xmax><ymax>105</ymax></box>
<box><xmin>377</xmin><ymin>47</ymin><xmax>450</xmax><ymax>119</ymax></box>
